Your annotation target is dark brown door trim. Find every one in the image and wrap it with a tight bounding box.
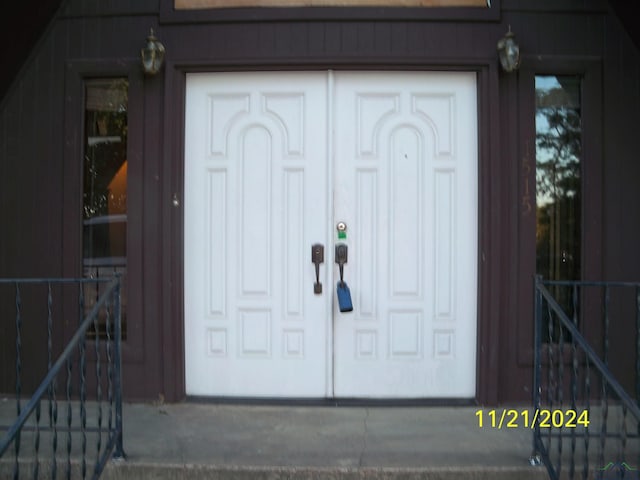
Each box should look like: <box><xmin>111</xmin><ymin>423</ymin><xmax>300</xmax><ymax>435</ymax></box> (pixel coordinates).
<box><xmin>161</xmin><ymin>59</ymin><xmax>501</xmax><ymax>404</ymax></box>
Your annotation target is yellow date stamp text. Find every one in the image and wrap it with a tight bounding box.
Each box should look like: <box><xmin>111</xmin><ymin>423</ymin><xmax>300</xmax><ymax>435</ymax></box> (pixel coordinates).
<box><xmin>475</xmin><ymin>409</ymin><xmax>590</xmax><ymax>429</ymax></box>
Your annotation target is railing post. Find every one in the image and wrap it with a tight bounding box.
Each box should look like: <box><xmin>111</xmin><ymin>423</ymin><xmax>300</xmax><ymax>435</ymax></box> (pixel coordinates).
<box><xmin>112</xmin><ymin>274</ymin><xmax>126</xmax><ymax>460</ymax></box>
<box><xmin>531</xmin><ymin>275</ymin><xmax>543</xmax><ymax>465</ymax></box>
<box><xmin>14</xmin><ymin>282</ymin><xmax>22</xmax><ymax>479</ymax></box>
<box><xmin>636</xmin><ymin>285</ymin><xmax>640</xmax><ymax>412</ymax></box>
<box><xmin>636</xmin><ymin>285</ymin><xmax>640</xmax><ymax>472</ymax></box>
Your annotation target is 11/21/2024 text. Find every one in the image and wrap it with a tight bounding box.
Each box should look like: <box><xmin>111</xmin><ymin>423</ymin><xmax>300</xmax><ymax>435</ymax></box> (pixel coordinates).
<box><xmin>475</xmin><ymin>409</ymin><xmax>590</xmax><ymax>429</ymax></box>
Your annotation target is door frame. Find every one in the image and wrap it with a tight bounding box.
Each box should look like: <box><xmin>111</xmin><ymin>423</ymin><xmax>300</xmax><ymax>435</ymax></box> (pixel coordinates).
<box><xmin>160</xmin><ymin>60</ymin><xmax>501</xmax><ymax>405</ymax></box>
<box><xmin>508</xmin><ymin>57</ymin><xmax>604</xmax><ymax>401</ymax></box>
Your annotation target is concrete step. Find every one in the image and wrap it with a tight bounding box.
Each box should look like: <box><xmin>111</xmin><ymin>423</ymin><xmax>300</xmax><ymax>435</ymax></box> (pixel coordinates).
<box><xmin>102</xmin><ymin>463</ymin><xmax>549</xmax><ymax>480</ymax></box>
<box><xmin>0</xmin><ymin>460</ymin><xmax>548</xmax><ymax>480</ymax></box>
<box><xmin>2</xmin><ymin>402</ymin><xmax>551</xmax><ymax>479</ymax></box>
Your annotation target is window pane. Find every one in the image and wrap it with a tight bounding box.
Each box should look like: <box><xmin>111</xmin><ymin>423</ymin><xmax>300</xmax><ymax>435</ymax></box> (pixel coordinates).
<box><xmin>83</xmin><ymin>78</ymin><xmax>128</xmax><ymax>339</ymax></box>
<box><xmin>536</xmin><ymin>76</ymin><xmax>581</xmax><ymax>281</ymax></box>
<box><xmin>535</xmin><ymin>75</ymin><xmax>582</xmax><ymax>341</ymax></box>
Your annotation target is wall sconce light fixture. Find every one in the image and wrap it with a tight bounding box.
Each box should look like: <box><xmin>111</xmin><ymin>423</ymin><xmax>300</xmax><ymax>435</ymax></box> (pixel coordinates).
<box><xmin>141</xmin><ymin>28</ymin><xmax>165</xmax><ymax>76</ymax></box>
<box><xmin>497</xmin><ymin>25</ymin><xmax>520</xmax><ymax>73</ymax></box>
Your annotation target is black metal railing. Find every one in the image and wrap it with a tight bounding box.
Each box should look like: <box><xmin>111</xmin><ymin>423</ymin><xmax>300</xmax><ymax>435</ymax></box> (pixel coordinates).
<box><xmin>0</xmin><ymin>276</ymin><xmax>125</xmax><ymax>479</ymax></box>
<box><xmin>532</xmin><ymin>276</ymin><xmax>640</xmax><ymax>480</ymax></box>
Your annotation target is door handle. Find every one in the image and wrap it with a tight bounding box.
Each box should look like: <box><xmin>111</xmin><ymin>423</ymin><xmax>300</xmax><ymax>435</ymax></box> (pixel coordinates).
<box><xmin>335</xmin><ymin>243</ymin><xmax>348</xmax><ymax>286</ymax></box>
<box><xmin>311</xmin><ymin>244</ymin><xmax>324</xmax><ymax>294</ymax></box>
<box><xmin>335</xmin><ymin>243</ymin><xmax>353</xmax><ymax>312</ymax></box>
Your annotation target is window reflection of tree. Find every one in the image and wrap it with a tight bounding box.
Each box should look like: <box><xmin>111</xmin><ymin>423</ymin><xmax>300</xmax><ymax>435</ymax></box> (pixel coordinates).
<box><xmin>535</xmin><ymin>76</ymin><xmax>581</xmax><ymax>342</ymax></box>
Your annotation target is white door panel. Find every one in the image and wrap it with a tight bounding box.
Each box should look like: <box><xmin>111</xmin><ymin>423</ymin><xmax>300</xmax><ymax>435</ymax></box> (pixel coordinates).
<box><xmin>184</xmin><ymin>72</ymin><xmax>330</xmax><ymax>397</ymax></box>
<box><xmin>184</xmin><ymin>71</ymin><xmax>477</xmax><ymax>398</ymax></box>
<box><xmin>332</xmin><ymin>72</ymin><xmax>477</xmax><ymax>397</ymax></box>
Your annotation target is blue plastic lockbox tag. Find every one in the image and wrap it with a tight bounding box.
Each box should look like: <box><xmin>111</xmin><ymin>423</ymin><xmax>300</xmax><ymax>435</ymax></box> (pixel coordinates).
<box><xmin>337</xmin><ymin>281</ymin><xmax>353</xmax><ymax>312</ymax></box>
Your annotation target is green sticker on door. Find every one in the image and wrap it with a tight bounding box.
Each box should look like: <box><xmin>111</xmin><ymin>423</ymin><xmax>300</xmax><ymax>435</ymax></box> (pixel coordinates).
<box><xmin>336</xmin><ymin>221</ymin><xmax>347</xmax><ymax>240</ymax></box>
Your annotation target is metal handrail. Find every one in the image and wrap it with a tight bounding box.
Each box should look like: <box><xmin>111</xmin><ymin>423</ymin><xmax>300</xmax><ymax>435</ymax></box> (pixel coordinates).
<box><xmin>532</xmin><ymin>275</ymin><xmax>640</xmax><ymax>480</ymax></box>
<box><xmin>535</xmin><ymin>280</ymin><xmax>640</xmax><ymax>421</ymax></box>
<box><xmin>0</xmin><ymin>275</ymin><xmax>125</xmax><ymax>478</ymax></box>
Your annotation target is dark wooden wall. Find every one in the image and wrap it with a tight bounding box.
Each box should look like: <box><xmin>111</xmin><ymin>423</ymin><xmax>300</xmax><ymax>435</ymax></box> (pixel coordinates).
<box><xmin>1</xmin><ymin>0</ymin><xmax>638</xmax><ymax>403</ymax></box>
<box><xmin>599</xmin><ymin>2</ymin><xmax>640</xmax><ymax>398</ymax></box>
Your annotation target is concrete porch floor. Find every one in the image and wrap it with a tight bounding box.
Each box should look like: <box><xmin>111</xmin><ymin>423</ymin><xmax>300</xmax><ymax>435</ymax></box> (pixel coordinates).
<box><xmin>2</xmin><ymin>400</ymin><xmax>551</xmax><ymax>479</ymax></box>
<box><xmin>104</xmin><ymin>401</ymin><xmax>548</xmax><ymax>479</ymax></box>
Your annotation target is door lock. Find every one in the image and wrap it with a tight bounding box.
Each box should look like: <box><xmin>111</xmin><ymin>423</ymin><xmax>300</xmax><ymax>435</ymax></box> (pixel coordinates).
<box><xmin>336</xmin><ymin>222</ymin><xmax>347</xmax><ymax>240</ymax></box>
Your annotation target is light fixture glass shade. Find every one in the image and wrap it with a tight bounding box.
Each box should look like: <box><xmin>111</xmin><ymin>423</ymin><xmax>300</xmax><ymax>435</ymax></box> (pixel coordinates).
<box><xmin>497</xmin><ymin>27</ymin><xmax>520</xmax><ymax>73</ymax></box>
<box><xmin>141</xmin><ymin>29</ymin><xmax>165</xmax><ymax>75</ymax></box>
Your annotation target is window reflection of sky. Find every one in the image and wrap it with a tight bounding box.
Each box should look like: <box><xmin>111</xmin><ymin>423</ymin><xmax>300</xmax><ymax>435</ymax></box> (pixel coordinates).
<box><xmin>535</xmin><ymin>75</ymin><xmax>581</xmax><ymax>206</ymax></box>
<box><xmin>535</xmin><ymin>76</ymin><xmax>560</xmax><ymax>207</ymax></box>
<box><xmin>535</xmin><ymin>76</ymin><xmax>560</xmax><ymax>142</ymax></box>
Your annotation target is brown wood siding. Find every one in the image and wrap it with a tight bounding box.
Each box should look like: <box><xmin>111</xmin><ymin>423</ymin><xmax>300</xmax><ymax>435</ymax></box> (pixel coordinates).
<box><xmin>59</xmin><ymin>0</ymin><xmax>157</xmax><ymax>17</ymax></box>
<box><xmin>1</xmin><ymin>0</ymin><xmax>639</xmax><ymax>403</ymax></box>
<box><xmin>161</xmin><ymin>21</ymin><xmax>505</xmax><ymax>62</ymax></box>
<box><xmin>0</xmin><ymin>12</ymin><xmax>167</xmax><ymax>401</ymax></box>
<box><xmin>500</xmin><ymin>0</ymin><xmax>640</xmax><ymax>402</ymax></box>
<box><xmin>602</xmin><ymin>11</ymin><xmax>640</xmax><ymax>399</ymax></box>
<box><xmin>0</xmin><ymin>18</ymin><xmax>66</xmax><ymax>394</ymax></box>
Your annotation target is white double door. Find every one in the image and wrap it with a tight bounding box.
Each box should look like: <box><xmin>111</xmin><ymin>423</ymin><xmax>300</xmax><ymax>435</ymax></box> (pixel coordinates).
<box><xmin>184</xmin><ymin>71</ymin><xmax>477</xmax><ymax>398</ymax></box>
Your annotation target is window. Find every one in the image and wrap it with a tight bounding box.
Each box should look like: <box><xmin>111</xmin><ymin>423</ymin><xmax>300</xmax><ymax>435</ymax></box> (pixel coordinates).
<box><xmin>82</xmin><ymin>78</ymin><xmax>129</xmax><ymax>339</ymax></box>
<box><xmin>535</xmin><ymin>75</ymin><xmax>582</xmax><ymax>340</ymax></box>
